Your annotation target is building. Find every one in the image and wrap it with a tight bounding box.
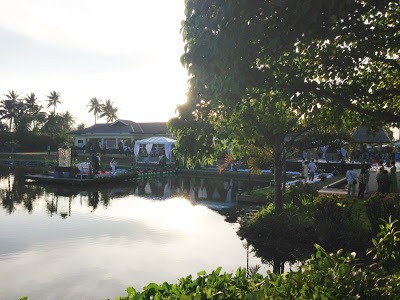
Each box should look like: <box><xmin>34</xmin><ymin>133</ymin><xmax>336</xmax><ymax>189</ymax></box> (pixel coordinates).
<box><xmin>69</xmin><ymin>119</ymin><xmax>172</xmax><ymax>151</ymax></box>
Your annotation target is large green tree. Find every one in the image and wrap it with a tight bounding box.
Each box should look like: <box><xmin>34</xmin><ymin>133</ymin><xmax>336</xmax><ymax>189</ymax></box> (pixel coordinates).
<box><xmin>40</xmin><ymin>112</ymin><xmax>73</xmax><ymax>147</ymax></box>
<box><xmin>284</xmin><ymin>0</ymin><xmax>400</xmax><ymax>126</ymax></box>
<box><xmin>169</xmin><ymin>0</ymin><xmax>399</xmax><ymax>211</ymax></box>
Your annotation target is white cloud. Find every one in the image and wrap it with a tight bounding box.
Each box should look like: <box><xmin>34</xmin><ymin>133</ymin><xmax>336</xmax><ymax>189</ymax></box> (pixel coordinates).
<box><xmin>0</xmin><ymin>0</ymin><xmax>187</xmax><ymax>125</ymax></box>
<box><xmin>0</xmin><ymin>0</ymin><xmax>184</xmax><ymax>56</ymax></box>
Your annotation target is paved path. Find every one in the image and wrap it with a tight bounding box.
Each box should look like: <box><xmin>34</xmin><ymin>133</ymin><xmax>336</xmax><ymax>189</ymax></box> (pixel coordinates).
<box><xmin>320</xmin><ymin>162</ymin><xmax>400</xmax><ymax>196</ymax></box>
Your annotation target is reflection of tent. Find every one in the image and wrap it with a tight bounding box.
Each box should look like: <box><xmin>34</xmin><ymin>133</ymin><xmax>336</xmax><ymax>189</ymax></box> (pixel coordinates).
<box><xmin>351</xmin><ymin>126</ymin><xmax>391</xmax><ymax>143</ymax></box>
<box><xmin>134</xmin><ymin>137</ymin><xmax>176</xmax><ymax>160</ymax></box>
<box><xmin>144</xmin><ymin>181</ymin><xmax>152</xmax><ymax>194</ymax></box>
<box><xmin>163</xmin><ymin>180</ymin><xmax>171</xmax><ymax>198</ymax></box>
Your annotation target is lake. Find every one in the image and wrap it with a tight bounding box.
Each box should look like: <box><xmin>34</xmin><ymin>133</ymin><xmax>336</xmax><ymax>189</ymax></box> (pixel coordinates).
<box><xmin>0</xmin><ymin>167</ymin><xmax>270</xmax><ymax>300</ymax></box>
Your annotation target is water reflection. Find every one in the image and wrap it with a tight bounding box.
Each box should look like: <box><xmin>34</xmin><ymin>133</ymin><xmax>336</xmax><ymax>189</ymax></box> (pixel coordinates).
<box><xmin>0</xmin><ymin>167</ymin><xmax>44</xmax><ymax>214</ymax></box>
<box><xmin>0</xmin><ymin>167</ymin><xmax>271</xmax><ymax>300</ymax></box>
<box><xmin>1</xmin><ymin>168</ymin><xmax>267</xmax><ymax>217</ymax></box>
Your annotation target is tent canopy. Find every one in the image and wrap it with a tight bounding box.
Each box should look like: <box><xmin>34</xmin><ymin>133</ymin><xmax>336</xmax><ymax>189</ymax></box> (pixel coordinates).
<box><xmin>351</xmin><ymin>126</ymin><xmax>391</xmax><ymax>144</ymax></box>
<box><xmin>134</xmin><ymin>137</ymin><xmax>176</xmax><ymax>145</ymax></box>
<box><xmin>134</xmin><ymin>136</ymin><xmax>176</xmax><ymax>159</ymax></box>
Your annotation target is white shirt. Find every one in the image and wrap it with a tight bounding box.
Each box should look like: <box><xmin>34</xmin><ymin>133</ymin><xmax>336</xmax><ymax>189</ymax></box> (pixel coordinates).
<box><xmin>346</xmin><ymin>170</ymin><xmax>357</xmax><ymax>184</ymax></box>
<box><xmin>308</xmin><ymin>162</ymin><xmax>316</xmax><ymax>173</ymax></box>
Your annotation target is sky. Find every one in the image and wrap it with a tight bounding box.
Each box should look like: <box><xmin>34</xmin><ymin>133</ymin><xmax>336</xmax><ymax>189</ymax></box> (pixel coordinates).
<box><xmin>0</xmin><ymin>0</ymin><xmax>188</xmax><ymax>126</ymax></box>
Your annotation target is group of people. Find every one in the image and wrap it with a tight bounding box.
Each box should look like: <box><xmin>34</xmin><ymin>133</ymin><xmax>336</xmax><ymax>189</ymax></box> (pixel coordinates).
<box><xmin>91</xmin><ymin>152</ymin><xmax>118</xmax><ymax>174</ymax></box>
<box><xmin>345</xmin><ymin>166</ymin><xmax>370</xmax><ymax>198</ymax></box>
<box><xmin>346</xmin><ymin>160</ymin><xmax>398</xmax><ymax>198</ymax></box>
<box><xmin>376</xmin><ymin>160</ymin><xmax>398</xmax><ymax>194</ymax></box>
<box><xmin>302</xmin><ymin>159</ymin><xmax>317</xmax><ymax>182</ymax></box>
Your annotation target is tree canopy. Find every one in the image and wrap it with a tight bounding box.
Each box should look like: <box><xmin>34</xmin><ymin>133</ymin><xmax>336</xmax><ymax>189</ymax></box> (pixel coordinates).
<box><xmin>178</xmin><ymin>0</ymin><xmax>399</xmax><ymax>126</ymax></box>
<box><xmin>169</xmin><ymin>0</ymin><xmax>400</xmax><ymax>211</ymax></box>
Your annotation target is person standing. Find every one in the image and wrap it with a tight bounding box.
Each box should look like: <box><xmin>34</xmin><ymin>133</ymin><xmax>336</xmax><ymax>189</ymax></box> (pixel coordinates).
<box><xmin>364</xmin><ymin>165</ymin><xmax>371</xmax><ymax>195</ymax></box>
<box><xmin>110</xmin><ymin>158</ymin><xmax>117</xmax><ymax>173</ymax></box>
<box><xmin>379</xmin><ymin>170</ymin><xmax>391</xmax><ymax>194</ymax></box>
<box><xmin>389</xmin><ymin>160</ymin><xmax>398</xmax><ymax>193</ymax></box>
<box><xmin>96</xmin><ymin>153</ymin><xmax>101</xmax><ymax>173</ymax></box>
<box><xmin>346</xmin><ymin>166</ymin><xmax>357</xmax><ymax>196</ymax></box>
<box><xmin>376</xmin><ymin>160</ymin><xmax>385</xmax><ymax>192</ymax></box>
<box><xmin>308</xmin><ymin>159</ymin><xmax>317</xmax><ymax>182</ymax></box>
<box><xmin>302</xmin><ymin>160</ymin><xmax>309</xmax><ymax>180</ymax></box>
<box><xmin>357</xmin><ymin>167</ymin><xmax>369</xmax><ymax>199</ymax></box>
<box><xmin>92</xmin><ymin>153</ymin><xmax>100</xmax><ymax>175</ymax></box>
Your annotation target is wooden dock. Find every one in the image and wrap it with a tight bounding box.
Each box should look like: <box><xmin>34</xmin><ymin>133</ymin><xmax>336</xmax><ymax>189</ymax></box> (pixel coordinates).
<box><xmin>24</xmin><ymin>168</ymin><xmax>178</xmax><ymax>186</ymax></box>
<box><xmin>25</xmin><ymin>174</ymin><xmax>94</xmax><ymax>185</ymax></box>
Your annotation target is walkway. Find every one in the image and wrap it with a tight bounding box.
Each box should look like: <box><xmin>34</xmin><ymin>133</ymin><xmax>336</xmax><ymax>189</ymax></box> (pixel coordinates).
<box><xmin>320</xmin><ymin>162</ymin><xmax>400</xmax><ymax>196</ymax></box>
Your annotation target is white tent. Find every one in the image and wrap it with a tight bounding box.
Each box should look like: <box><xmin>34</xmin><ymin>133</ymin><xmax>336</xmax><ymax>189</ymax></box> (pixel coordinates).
<box><xmin>134</xmin><ymin>137</ymin><xmax>176</xmax><ymax>160</ymax></box>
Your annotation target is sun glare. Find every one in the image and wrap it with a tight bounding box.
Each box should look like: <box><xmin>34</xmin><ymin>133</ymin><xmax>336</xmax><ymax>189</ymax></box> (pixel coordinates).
<box><xmin>81</xmin><ymin>196</ymin><xmax>208</xmax><ymax>232</ymax></box>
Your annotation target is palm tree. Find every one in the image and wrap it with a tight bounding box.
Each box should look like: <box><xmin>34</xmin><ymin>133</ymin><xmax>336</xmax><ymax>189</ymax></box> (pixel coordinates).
<box><xmin>24</xmin><ymin>93</ymin><xmax>42</xmax><ymax>115</ymax></box>
<box><xmin>76</xmin><ymin>123</ymin><xmax>86</xmax><ymax>130</ymax></box>
<box><xmin>87</xmin><ymin>97</ymin><xmax>103</xmax><ymax>124</ymax></box>
<box><xmin>46</xmin><ymin>91</ymin><xmax>62</xmax><ymax>114</ymax></box>
<box><xmin>62</xmin><ymin>111</ymin><xmax>75</xmax><ymax>130</ymax></box>
<box><xmin>24</xmin><ymin>93</ymin><xmax>43</xmax><ymax>131</ymax></box>
<box><xmin>0</xmin><ymin>90</ymin><xmax>21</xmax><ymax>130</ymax></box>
<box><xmin>100</xmin><ymin>99</ymin><xmax>118</xmax><ymax>123</ymax></box>
<box><xmin>35</xmin><ymin>112</ymin><xmax>48</xmax><ymax>131</ymax></box>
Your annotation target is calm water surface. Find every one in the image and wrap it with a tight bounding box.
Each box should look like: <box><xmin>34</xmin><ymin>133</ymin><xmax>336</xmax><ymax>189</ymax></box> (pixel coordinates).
<box><xmin>0</xmin><ymin>168</ymin><xmax>268</xmax><ymax>300</ymax></box>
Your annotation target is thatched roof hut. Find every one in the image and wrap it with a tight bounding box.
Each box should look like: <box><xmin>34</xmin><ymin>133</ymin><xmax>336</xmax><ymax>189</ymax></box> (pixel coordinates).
<box><xmin>351</xmin><ymin>126</ymin><xmax>391</xmax><ymax>144</ymax></box>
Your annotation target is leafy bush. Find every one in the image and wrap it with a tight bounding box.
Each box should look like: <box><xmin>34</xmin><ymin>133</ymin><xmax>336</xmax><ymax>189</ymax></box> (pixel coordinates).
<box><xmin>364</xmin><ymin>193</ymin><xmax>400</xmax><ymax>234</ymax></box>
<box><xmin>239</xmin><ymin>203</ymin><xmax>316</xmax><ymax>261</ymax></box>
<box><xmin>240</xmin><ymin>192</ymin><xmax>375</xmax><ymax>261</ymax></box>
<box><xmin>313</xmin><ymin>195</ymin><xmax>354</xmax><ymax>243</ymax></box>
<box><xmin>283</xmin><ymin>181</ymin><xmax>318</xmax><ymax>206</ymax></box>
<box><xmin>117</xmin><ymin>267</ymin><xmax>266</xmax><ymax>300</ymax></box>
<box><xmin>247</xmin><ymin>187</ymin><xmax>274</xmax><ymax>204</ymax></box>
<box><xmin>367</xmin><ymin>217</ymin><xmax>400</xmax><ymax>273</ymax></box>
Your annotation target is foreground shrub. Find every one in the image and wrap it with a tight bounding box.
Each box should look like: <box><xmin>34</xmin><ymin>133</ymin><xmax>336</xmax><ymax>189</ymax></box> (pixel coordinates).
<box><xmin>364</xmin><ymin>193</ymin><xmax>400</xmax><ymax>234</ymax></box>
<box><xmin>117</xmin><ymin>267</ymin><xmax>266</xmax><ymax>300</ymax></box>
<box><xmin>313</xmin><ymin>194</ymin><xmax>372</xmax><ymax>252</ymax></box>
<box><xmin>283</xmin><ymin>181</ymin><xmax>318</xmax><ymax>206</ymax></box>
<box><xmin>238</xmin><ymin>203</ymin><xmax>316</xmax><ymax>261</ymax></box>
<box><xmin>239</xmin><ymin>192</ymin><xmax>377</xmax><ymax>261</ymax></box>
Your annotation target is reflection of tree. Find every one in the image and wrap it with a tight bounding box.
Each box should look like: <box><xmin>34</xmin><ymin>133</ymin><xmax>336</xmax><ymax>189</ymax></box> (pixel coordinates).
<box><xmin>1</xmin><ymin>171</ymin><xmax>21</xmax><ymax>213</ymax></box>
<box><xmin>88</xmin><ymin>191</ymin><xmax>99</xmax><ymax>212</ymax></box>
<box><xmin>46</xmin><ymin>194</ymin><xmax>58</xmax><ymax>216</ymax></box>
<box><xmin>240</xmin><ymin>236</ymin><xmax>309</xmax><ymax>271</ymax></box>
<box><xmin>0</xmin><ymin>167</ymin><xmax>45</xmax><ymax>214</ymax></box>
<box><xmin>100</xmin><ymin>190</ymin><xmax>111</xmax><ymax>207</ymax></box>
<box><xmin>2</xmin><ymin>189</ymin><xmax>15</xmax><ymax>214</ymax></box>
<box><xmin>23</xmin><ymin>197</ymin><xmax>33</xmax><ymax>212</ymax></box>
